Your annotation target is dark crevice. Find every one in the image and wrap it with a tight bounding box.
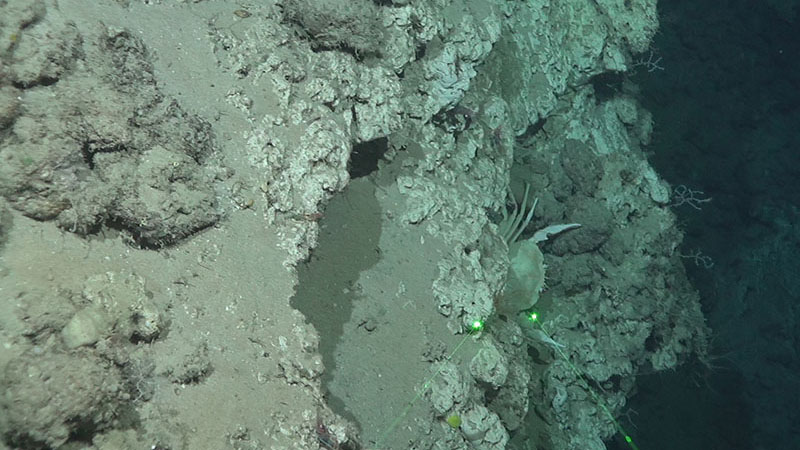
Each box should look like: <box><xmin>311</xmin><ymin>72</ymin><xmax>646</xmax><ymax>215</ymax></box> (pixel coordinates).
<box><xmin>348</xmin><ymin>137</ymin><xmax>388</xmax><ymax>179</ymax></box>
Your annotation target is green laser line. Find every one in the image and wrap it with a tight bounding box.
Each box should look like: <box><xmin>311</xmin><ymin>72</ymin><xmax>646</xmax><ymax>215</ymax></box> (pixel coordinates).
<box><xmin>529</xmin><ymin>312</ymin><xmax>640</xmax><ymax>450</ymax></box>
<box><xmin>373</xmin><ymin>320</ymin><xmax>483</xmax><ymax>449</ymax></box>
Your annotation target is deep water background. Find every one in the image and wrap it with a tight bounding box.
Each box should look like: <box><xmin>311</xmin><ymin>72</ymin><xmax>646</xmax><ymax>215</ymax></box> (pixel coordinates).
<box><xmin>609</xmin><ymin>0</ymin><xmax>800</xmax><ymax>449</ymax></box>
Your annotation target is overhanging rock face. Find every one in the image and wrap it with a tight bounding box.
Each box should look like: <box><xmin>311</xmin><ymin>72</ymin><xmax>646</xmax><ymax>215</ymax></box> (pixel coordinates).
<box><xmin>0</xmin><ymin>1</ymin><xmax>708</xmax><ymax>449</ymax></box>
